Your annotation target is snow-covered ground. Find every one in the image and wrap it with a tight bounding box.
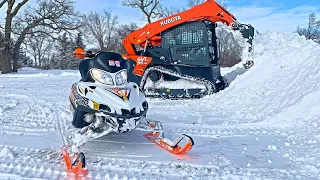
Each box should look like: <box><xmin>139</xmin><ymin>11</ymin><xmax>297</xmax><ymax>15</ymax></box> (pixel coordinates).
<box><xmin>0</xmin><ymin>31</ymin><xmax>320</xmax><ymax>180</ymax></box>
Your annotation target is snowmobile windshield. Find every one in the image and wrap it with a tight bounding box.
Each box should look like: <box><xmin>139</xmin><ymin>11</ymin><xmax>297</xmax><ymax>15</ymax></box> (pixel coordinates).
<box><xmin>79</xmin><ymin>52</ymin><xmax>127</xmax><ymax>82</ymax></box>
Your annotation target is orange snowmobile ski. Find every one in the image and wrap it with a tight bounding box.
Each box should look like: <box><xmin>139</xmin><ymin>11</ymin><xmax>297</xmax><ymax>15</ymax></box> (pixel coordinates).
<box><xmin>61</xmin><ymin>146</ymin><xmax>88</xmax><ymax>175</ymax></box>
<box><xmin>144</xmin><ymin>132</ymin><xmax>194</xmax><ymax>154</ymax></box>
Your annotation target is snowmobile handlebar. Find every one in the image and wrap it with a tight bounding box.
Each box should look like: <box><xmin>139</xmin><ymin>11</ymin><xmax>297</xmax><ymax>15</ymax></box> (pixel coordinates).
<box><xmin>74</xmin><ymin>48</ymin><xmax>96</xmax><ymax>59</ymax></box>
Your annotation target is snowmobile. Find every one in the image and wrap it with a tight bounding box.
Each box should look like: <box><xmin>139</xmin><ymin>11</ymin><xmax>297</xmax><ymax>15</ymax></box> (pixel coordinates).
<box><xmin>61</xmin><ymin>48</ymin><xmax>194</xmax><ymax>175</ymax></box>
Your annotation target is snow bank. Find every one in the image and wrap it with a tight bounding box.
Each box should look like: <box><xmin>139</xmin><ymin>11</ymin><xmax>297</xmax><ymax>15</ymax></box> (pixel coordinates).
<box><xmin>217</xmin><ymin>31</ymin><xmax>320</xmax><ymax>126</ymax></box>
<box><xmin>145</xmin><ymin>77</ymin><xmax>206</xmax><ymax>89</ymax></box>
<box><xmin>221</xmin><ymin>62</ymin><xmax>247</xmax><ymax>84</ymax></box>
<box><xmin>240</xmin><ymin>32</ymin><xmax>320</xmax><ymax>126</ymax></box>
<box><xmin>0</xmin><ymin>147</ymin><xmax>14</xmax><ymax>158</ymax></box>
<box><xmin>0</xmin><ymin>67</ymin><xmax>80</xmax><ymax>78</ymax></box>
<box><xmin>59</xmin><ymin>72</ymin><xmax>80</xmax><ymax>76</ymax></box>
<box><xmin>149</xmin><ymin>31</ymin><xmax>320</xmax><ymax>127</ymax></box>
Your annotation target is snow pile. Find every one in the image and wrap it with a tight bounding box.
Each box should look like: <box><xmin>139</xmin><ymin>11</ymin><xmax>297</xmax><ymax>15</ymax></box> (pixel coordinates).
<box><xmin>59</xmin><ymin>72</ymin><xmax>80</xmax><ymax>76</ymax></box>
<box><xmin>221</xmin><ymin>62</ymin><xmax>246</xmax><ymax>84</ymax></box>
<box><xmin>224</xmin><ymin>31</ymin><xmax>320</xmax><ymax>126</ymax></box>
<box><xmin>0</xmin><ymin>147</ymin><xmax>14</xmax><ymax>158</ymax></box>
<box><xmin>146</xmin><ymin>31</ymin><xmax>320</xmax><ymax>178</ymax></box>
<box><xmin>145</xmin><ymin>77</ymin><xmax>206</xmax><ymax>89</ymax></box>
<box><xmin>0</xmin><ymin>67</ymin><xmax>80</xmax><ymax>78</ymax></box>
<box><xmin>241</xmin><ymin>31</ymin><xmax>320</xmax><ymax>127</ymax></box>
<box><xmin>149</xmin><ymin>31</ymin><xmax>320</xmax><ymax>127</ymax></box>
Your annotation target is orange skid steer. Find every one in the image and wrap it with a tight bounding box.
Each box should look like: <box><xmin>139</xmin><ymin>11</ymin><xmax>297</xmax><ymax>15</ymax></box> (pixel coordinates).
<box><xmin>122</xmin><ymin>0</ymin><xmax>254</xmax><ymax>99</ymax></box>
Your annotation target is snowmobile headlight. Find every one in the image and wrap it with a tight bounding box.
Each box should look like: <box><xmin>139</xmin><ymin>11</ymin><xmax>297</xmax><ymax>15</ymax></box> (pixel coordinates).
<box><xmin>115</xmin><ymin>70</ymin><xmax>127</xmax><ymax>85</ymax></box>
<box><xmin>91</xmin><ymin>69</ymin><xmax>114</xmax><ymax>85</ymax></box>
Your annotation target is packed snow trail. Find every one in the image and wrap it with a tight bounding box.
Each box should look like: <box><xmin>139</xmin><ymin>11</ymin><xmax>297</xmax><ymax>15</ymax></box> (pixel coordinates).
<box><xmin>0</xmin><ymin>32</ymin><xmax>320</xmax><ymax>179</ymax></box>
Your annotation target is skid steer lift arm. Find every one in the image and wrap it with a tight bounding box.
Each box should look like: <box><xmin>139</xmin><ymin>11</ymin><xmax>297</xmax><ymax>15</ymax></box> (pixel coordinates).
<box><xmin>122</xmin><ymin>0</ymin><xmax>255</xmax><ymax>66</ymax></box>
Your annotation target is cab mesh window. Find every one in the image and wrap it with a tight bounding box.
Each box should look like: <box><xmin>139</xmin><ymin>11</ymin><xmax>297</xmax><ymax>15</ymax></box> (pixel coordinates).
<box><xmin>162</xmin><ymin>24</ymin><xmax>205</xmax><ymax>46</ymax></box>
<box><xmin>161</xmin><ymin>22</ymin><xmax>209</xmax><ymax>66</ymax></box>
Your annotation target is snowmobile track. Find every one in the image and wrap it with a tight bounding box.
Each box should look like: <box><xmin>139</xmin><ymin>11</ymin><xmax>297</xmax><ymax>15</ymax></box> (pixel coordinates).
<box><xmin>0</xmin><ymin>145</ymin><xmax>64</xmax><ymax>180</ymax></box>
<box><xmin>52</xmin><ymin>114</ymin><xmax>310</xmax><ymax>180</ymax></box>
<box><xmin>0</xmin><ymin>144</ymin><xmax>309</xmax><ymax>180</ymax></box>
<box><xmin>163</xmin><ymin>123</ymin><xmax>286</xmax><ymax>138</ymax></box>
<box><xmin>55</xmin><ymin>109</ymin><xmax>69</xmax><ymax>147</ymax></box>
<box><xmin>0</xmin><ymin>95</ymin><xmax>57</xmax><ymax>136</ymax></box>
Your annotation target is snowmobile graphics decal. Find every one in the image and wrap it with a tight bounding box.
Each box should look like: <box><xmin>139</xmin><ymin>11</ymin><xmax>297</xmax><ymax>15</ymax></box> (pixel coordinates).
<box><xmin>69</xmin><ymin>90</ymin><xmax>77</xmax><ymax>108</ymax></box>
<box><xmin>160</xmin><ymin>15</ymin><xmax>182</xmax><ymax>26</ymax></box>
<box><xmin>110</xmin><ymin>88</ymin><xmax>130</xmax><ymax>101</ymax></box>
<box><xmin>108</xmin><ymin>60</ymin><xmax>121</xmax><ymax>67</ymax></box>
<box><xmin>155</xmin><ymin>139</ymin><xmax>173</xmax><ymax>150</ymax></box>
<box><xmin>91</xmin><ymin>100</ymin><xmax>99</xmax><ymax>110</ymax></box>
<box><xmin>78</xmin><ymin>86</ymin><xmax>85</xmax><ymax>95</ymax></box>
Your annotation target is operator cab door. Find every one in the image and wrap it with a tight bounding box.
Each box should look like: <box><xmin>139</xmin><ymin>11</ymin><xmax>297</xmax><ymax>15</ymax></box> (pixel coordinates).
<box><xmin>161</xmin><ymin>21</ymin><xmax>211</xmax><ymax>67</ymax></box>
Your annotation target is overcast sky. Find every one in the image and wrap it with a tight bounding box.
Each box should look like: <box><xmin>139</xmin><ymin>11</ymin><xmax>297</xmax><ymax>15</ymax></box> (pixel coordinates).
<box><xmin>1</xmin><ymin>0</ymin><xmax>320</xmax><ymax>33</ymax></box>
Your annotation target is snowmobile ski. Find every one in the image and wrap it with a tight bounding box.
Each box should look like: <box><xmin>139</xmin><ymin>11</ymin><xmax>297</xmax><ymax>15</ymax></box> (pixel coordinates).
<box><xmin>61</xmin><ymin>146</ymin><xmax>88</xmax><ymax>175</ymax></box>
<box><xmin>144</xmin><ymin>132</ymin><xmax>194</xmax><ymax>154</ymax></box>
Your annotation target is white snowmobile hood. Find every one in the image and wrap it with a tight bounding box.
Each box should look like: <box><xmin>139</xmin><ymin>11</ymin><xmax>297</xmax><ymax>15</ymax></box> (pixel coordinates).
<box><xmin>76</xmin><ymin>82</ymin><xmax>147</xmax><ymax>116</ymax></box>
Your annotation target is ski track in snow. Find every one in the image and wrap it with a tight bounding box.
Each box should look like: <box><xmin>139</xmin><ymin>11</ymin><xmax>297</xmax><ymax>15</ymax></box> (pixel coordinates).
<box><xmin>0</xmin><ymin>32</ymin><xmax>320</xmax><ymax>179</ymax></box>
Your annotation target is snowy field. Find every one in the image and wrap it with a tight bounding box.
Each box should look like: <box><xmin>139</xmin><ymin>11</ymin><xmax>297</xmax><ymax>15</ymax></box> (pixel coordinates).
<box><xmin>0</xmin><ymin>31</ymin><xmax>320</xmax><ymax>180</ymax></box>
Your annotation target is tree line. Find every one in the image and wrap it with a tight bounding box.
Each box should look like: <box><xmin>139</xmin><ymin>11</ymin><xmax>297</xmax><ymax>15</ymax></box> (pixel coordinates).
<box><xmin>2</xmin><ymin>0</ymin><xmax>316</xmax><ymax>74</ymax></box>
<box><xmin>297</xmin><ymin>12</ymin><xmax>320</xmax><ymax>44</ymax></box>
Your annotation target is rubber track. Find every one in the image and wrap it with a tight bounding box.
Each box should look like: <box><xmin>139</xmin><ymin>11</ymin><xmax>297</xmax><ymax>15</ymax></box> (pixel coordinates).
<box><xmin>140</xmin><ymin>66</ymin><xmax>216</xmax><ymax>99</ymax></box>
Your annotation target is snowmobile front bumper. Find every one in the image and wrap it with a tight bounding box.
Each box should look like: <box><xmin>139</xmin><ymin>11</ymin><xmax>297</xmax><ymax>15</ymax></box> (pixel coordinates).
<box><xmin>73</xmin><ymin>103</ymin><xmax>147</xmax><ymax>121</ymax></box>
<box><xmin>97</xmin><ymin>107</ymin><xmax>148</xmax><ymax>119</ymax></box>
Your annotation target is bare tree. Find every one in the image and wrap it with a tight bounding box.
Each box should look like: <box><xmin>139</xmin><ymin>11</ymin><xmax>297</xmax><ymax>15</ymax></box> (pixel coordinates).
<box><xmin>11</xmin><ymin>0</ymin><xmax>81</xmax><ymax>72</ymax></box>
<box><xmin>186</xmin><ymin>0</ymin><xmax>204</xmax><ymax>8</ymax></box>
<box><xmin>82</xmin><ymin>11</ymin><xmax>118</xmax><ymax>51</ymax></box>
<box><xmin>216</xmin><ymin>26</ymin><xmax>243</xmax><ymax>67</ymax></box>
<box><xmin>187</xmin><ymin>0</ymin><xmax>227</xmax><ymax>9</ymax></box>
<box><xmin>122</xmin><ymin>0</ymin><xmax>162</xmax><ymax>23</ymax></box>
<box><xmin>0</xmin><ymin>31</ymin><xmax>4</xmax><ymax>69</ymax></box>
<box><xmin>160</xmin><ymin>6</ymin><xmax>184</xmax><ymax>17</ymax></box>
<box><xmin>25</xmin><ymin>33</ymin><xmax>53</xmax><ymax>68</ymax></box>
<box><xmin>0</xmin><ymin>31</ymin><xmax>4</xmax><ymax>51</ymax></box>
<box><xmin>1</xmin><ymin>0</ymin><xmax>29</xmax><ymax>74</ymax></box>
<box><xmin>116</xmin><ymin>23</ymin><xmax>138</xmax><ymax>40</ymax></box>
<box><xmin>1</xmin><ymin>0</ymin><xmax>81</xmax><ymax>74</ymax></box>
<box><xmin>18</xmin><ymin>48</ymin><xmax>33</xmax><ymax>68</ymax></box>
<box><xmin>297</xmin><ymin>13</ymin><xmax>320</xmax><ymax>44</ymax></box>
<box><xmin>48</xmin><ymin>32</ymin><xmax>81</xmax><ymax>70</ymax></box>
<box><xmin>116</xmin><ymin>23</ymin><xmax>139</xmax><ymax>53</ymax></box>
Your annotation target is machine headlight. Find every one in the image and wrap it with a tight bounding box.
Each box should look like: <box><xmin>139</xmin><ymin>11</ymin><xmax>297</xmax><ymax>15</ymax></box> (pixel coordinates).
<box><xmin>115</xmin><ymin>70</ymin><xmax>127</xmax><ymax>85</ymax></box>
<box><xmin>91</xmin><ymin>69</ymin><xmax>114</xmax><ymax>85</ymax></box>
